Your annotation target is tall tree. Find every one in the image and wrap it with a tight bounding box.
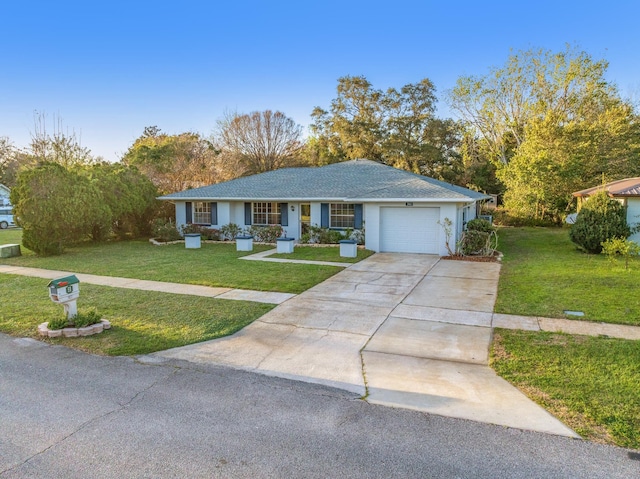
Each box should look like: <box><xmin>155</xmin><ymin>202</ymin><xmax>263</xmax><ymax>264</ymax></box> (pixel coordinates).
<box><xmin>122</xmin><ymin>128</ymin><xmax>226</xmax><ymax>194</ymax></box>
<box><xmin>449</xmin><ymin>46</ymin><xmax>640</xmax><ymax>221</ymax></box>
<box><xmin>309</xmin><ymin>76</ymin><xmax>465</xmax><ymax>183</ymax></box>
<box><xmin>215</xmin><ymin>110</ymin><xmax>304</xmax><ymax>175</ymax></box>
<box><xmin>29</xmin><ymin>113</ymin><xmax>96</xmax><ymax>166</ymax></box>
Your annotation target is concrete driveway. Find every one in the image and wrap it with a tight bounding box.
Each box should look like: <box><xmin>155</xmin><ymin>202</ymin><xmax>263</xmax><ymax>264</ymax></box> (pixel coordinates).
<box><xmin>154</xmin><ymin>254</ymin><xmax>577</xmax><ymax>437</ymax></box>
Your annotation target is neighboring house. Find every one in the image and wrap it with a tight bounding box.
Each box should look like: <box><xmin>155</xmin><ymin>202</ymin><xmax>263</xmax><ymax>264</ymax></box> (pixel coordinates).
<box><xmin>573</xmin><ymin>178</ymin><xmax>640</xmax><ymax>244</ymax></box>
<box><xmin>159</xmin><ymin>159</ymin><xmax>488</xmax><ymax>255</ymax></box>
<box><xmin>0</xmin><ymin>184</ymin><xmax>10</xmax><ymax>206</ymax></box>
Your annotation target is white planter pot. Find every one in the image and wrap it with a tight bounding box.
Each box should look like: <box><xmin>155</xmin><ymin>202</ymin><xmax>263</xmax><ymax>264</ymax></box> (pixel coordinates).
<box><xmin>236</xmin><ymin>235</ymin><xmax>254</xmax><ymax>251</ymax></box>
<box><xmin>276</xmin><ymin>237</ymin><xmax>295</xmax><ymax>254</ymax></box>
<box><xmin>339</xmin><ymin>240</ymin><xmax>357</xmax><ymax>258</ymax></box>
<box><xmin>184</xmin><ymin>233</ymin><xmax>201</xmax><ymax>249</ymax></box>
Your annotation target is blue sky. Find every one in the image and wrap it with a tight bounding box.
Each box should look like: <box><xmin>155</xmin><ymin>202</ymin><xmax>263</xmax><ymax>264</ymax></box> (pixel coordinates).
<box><xmin>1</xmin><ymin>1</ymin><xmax>639</xmax><ymax>162</ymax></box>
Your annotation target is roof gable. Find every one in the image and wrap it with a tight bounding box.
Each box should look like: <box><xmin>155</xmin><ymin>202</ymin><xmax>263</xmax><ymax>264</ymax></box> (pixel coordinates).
<box><xmin>159</xmin><ymin>159</ymin><xmax>487</xmax><ymax>202</ymax></box>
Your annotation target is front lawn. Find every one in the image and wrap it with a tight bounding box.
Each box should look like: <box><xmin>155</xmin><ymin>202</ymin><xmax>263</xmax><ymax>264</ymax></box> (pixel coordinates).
<box><xmin>269</xmin><ymin>245</ymin><xmax>374</xmax><ymax>263</ymax></box>
<box><xmin>496</xmin><ymin>227</ymin><xmax>640</xmax><ymax>325</ymax></box>
<box><xmin>0</xmin><ymin>274</ymin><xmax>273</xmax><ymax>356</ymax></box>
<box><xmin>491</xmin><ymin>329</ymin><xmax>640</xmax><ymax>449</ymax></box>
<box><xmin>0</xmin><ymin>230</ymin><xmax>342</xmax><ymax>294</ymax></box>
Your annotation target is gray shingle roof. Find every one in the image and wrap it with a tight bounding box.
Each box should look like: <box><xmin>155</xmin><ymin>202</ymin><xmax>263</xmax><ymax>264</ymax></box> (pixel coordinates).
<box><xmin>158</xmin><ymin>159</ymin><xmax>488</xmax><ymax>202</ymax></box>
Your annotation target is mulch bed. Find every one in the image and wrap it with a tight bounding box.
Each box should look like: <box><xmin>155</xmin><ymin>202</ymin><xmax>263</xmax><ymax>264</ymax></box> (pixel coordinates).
<box><xmin>441</xmin><ymin>253</ymin><xmax>501</xmax><ymax>263</ymax></box>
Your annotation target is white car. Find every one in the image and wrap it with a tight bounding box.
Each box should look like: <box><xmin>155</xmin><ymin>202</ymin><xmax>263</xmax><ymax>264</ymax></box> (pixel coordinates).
<box><xmin>0</xmin><ymin>207</ymin><xmax>15</xmax><ymax>229</ymax></box>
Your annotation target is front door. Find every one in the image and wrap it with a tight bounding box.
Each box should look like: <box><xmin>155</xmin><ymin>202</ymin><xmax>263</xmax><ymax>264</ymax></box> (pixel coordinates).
<box><xmin>300</xmin><ymin>203</ymin><xmax>311</xmax><ymax>237</ymax></box>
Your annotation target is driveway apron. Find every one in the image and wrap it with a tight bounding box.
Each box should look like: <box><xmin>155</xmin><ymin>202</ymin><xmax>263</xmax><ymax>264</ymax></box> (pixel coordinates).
<box><xmin>154</xmin><ymin>254</ymin><xmax>437</xmax><ymax>394</ymax></box>
<box><xmin>154</xmin><ymin>254</ymin><xmax>578</xmax><ymax>438</ymax></box>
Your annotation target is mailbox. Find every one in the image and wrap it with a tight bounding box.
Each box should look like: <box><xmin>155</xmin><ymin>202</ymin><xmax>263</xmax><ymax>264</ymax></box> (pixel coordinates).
<box><xmin>48</xmin><ymin>275</ymin><xmax>80</xmax><ymax>303</ymax></box>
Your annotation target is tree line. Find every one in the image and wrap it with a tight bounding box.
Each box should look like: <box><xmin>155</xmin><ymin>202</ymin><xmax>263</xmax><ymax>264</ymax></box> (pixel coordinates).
<box><xmin>2</xmin><ymin>45</ymin><xmax>639</xmax><ymax>254</ymax></box>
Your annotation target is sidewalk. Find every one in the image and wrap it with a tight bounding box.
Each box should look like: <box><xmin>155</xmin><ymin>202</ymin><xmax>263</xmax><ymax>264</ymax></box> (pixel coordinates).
<box><xmin>2</xmin><ymin>264</ymin><xmax>639</xmax><ymax>339</ymax></box>
<box><xmin>492</xmin><ymin>313</ymin><xmax>640</xmax><ymax>340</ymax></box>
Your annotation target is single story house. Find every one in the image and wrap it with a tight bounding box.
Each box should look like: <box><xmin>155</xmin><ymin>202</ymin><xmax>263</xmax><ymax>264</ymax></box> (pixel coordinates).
<box><xmin>573</xmin><ymin>177</ymin><xmax>640</xmax><ymax>244</ymax></box>
<box><xmin>159</xmin><ymin>159</ymin><xmax>488</xmax><ymax>255</ymax></box>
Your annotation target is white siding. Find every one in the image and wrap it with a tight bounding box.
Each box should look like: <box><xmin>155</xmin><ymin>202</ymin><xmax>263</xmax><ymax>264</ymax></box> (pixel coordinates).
<box><xmin>627</xmin><ymin>198</ymin><xmax>640</xmax><ymax>244</ymax></box>
<box><xmin>216</xmin><ymin>202</ymin><xmax>230</xmax><ymax>227</ymax></box>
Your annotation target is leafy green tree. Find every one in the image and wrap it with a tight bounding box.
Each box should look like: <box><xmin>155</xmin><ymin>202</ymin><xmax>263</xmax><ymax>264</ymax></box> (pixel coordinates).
<box><xmin>309</xmin><ymin>76</ymin><xmax>466</xmax><ymax>183</ymax></box>
<box><xmin>569</xmin><ymin>191</ymin><xmax>630</xmax><ymax>254</ymax></box>
<box><xmin>11</xmin><ymin>163</ymin><xmax>109</xmax><ymax>255</ymax></box>
<box><xmin>450</xmin><ymin>46</ymin><xmax>640</xmax><ymax>222</ymax></box>
<box><xmin>81</xmin><ymin>163</ymin><xmax>159</xmax><ymax>240</ymax></box>
<box><xmin>123</xmin><ymin>128</ymin><xmax>224</xmax><ymax>194</ymax></box>
<box><xmin>215</xmin><ymin>110</ymin><xmax>304</xmax><ymax>175</ymax></box>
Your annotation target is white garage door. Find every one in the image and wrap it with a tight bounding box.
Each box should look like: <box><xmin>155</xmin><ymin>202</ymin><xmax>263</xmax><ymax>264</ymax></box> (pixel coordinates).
<box><xmin>380</xmin><ymin>207</ymin><xmax>440</xmax><ymax>254</ymax></box>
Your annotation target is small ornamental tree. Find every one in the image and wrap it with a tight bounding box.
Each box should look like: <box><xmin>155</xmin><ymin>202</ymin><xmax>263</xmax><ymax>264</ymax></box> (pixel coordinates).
<box><xmin>569</xmin><ymin>190</ymin><xmax>630</xmax><ymax>253</ymax></box>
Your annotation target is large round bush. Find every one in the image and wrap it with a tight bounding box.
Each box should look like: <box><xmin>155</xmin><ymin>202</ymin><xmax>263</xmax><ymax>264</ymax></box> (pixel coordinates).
<box><xmin>569</xmin><ymin>190</ymin><xmax>630</xmax><ymax>253</ymax></box>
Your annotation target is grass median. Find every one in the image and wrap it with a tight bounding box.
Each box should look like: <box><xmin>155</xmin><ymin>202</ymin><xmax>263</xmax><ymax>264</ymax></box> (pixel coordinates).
<box><xmin>0</xmin><ymin>274</ymin><xmax>274</xmax><ymax>356</ymax></box>
<box><xmin>491</xmin><ymin>328</ymin><xmax>640</xmax><ymax>450</ymax></box>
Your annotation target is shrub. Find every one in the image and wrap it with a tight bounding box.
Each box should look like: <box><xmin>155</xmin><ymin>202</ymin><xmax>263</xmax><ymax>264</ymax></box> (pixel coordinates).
<box><xmin>180</xmin><ymin>223</ymin><xmax>202</xmax><ymax>235</ymax></box>
<box><xmin>349</xmin><ymin>228</ymin><xmax>365</xmax><ymax>245</ymax></box>
<box><xmin>200</xmin><ymin>227</ymin><xmax>220</xmax><ymax>241</ymax></box>
<box><xmin>72</xmin><ymin>308</ymin><xmax>102</xmax><ymax>328</ymax></box>
<box><xmin>466</xmin><ymin>218</ymin><xmax>495</xmax><ymax>233</ymax></box>
<box><xmin>220</xmin><ymin>223</ymin><xmax>242</xmax><ymax>240</ymax></box>
<box><xmin>248</xmin><ymin>224</ymin><xmax>284</xmax><ymax>243</ymax></box>
<box><xmin>569</xmin><ymin>191</ymin><xmax>630</xmax><ymax>253</ymax></box>
<box><xmin>152</xmin><ymin>219</ymin><xmax>182</xmax><ymax>242</ymax></box>
<box><xmin>11</xmin><ymin>163</ymin><xmax>111</xmax><ymax>255</ymax></box>
<box><xmin>48</xmin><ymin>309</ymin><xmax>102</xmax><ymax>329</ymax></box>
<box><xmin>298</xmin><ymin>226</ymin><xmax>345</xmax><ymax>244</ymax></box>
<box><xmin>601</xmin><ymin>237</ymin><xmax>640</xmax><ymax>270</ymax></box>
<box><xmin>459</xmin><ymin>230</ymin><xmax>491</xmax><ymax>255</ymax></box>
<box><xmin>47</xmin><ymin>317</ymin><xmax>69</xmax><ymax>330</ymax></box>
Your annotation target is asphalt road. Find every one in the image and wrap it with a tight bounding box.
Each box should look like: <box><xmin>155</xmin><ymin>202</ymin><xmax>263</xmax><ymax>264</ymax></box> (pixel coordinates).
<box><xmin>1</xmin><ymin>333</ymin><xmax>637</xmax><ymax>479</ymax></box>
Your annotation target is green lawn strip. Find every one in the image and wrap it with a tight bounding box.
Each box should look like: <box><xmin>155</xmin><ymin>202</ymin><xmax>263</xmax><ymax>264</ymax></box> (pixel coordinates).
<box><xmin>491</xmin><ymin>329</ymin><xmax>640</xmax><ymax>449</ymax></box>
<box><xmin>0</xmin><ymin>231</ymin><xmax>342</xmax><ymax>294</ymax></box>
<box><xmin>496</xmin><ymin>227</ymin><xmax>640</xmax><ymax>325</ymax></box>
<box><xmin>0</xmin><ymin>229</ymin><xmax>25</xmax><ymax>248</ymax></box>
<box><xmin>268</xmin><ymin>246</ymin><xmax>374</xmax><ymax>263</ymax></box>
<box><xmin>0</xmin><ymin>274</ymin><xmax>274</xmax><ymax>356</ymax></box>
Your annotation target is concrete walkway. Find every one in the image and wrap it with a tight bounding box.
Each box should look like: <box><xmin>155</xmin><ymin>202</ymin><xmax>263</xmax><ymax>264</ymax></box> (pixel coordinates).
<box><xmin>0</xmin><ymin>265</ymin><xmax>294</xmax><ymax>304</ymax></box>
<box><xmin>239</xmin><ymin>248</ymin><xmax>354</xmax><ymax>267</ymax></box>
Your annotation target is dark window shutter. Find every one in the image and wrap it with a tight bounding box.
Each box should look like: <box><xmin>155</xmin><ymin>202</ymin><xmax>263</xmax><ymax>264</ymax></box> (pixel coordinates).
<box><xmin>210</xmin><ymin>202</ymin><xmax>217</xmax><ymax>225</ymax></box>
<box><xmin>185</xmin><ymin>202</ymin><xmax>192</xmax><ymax>224</ymax></box>
<box><xmin>321</xmin><ymin>203</ymin><xmax>329</xmax><ymax>228</ymax></box>
<box><xmin>244</xmin><ymin>202</ymin><xmax>252</xmax><ymax>226</ymax></box>
<box><xmin>279</xmin><ymin>203</ymin><xmax>288</xmax><ymax>227</ymax></box>
<box><xmin>354</xmin><ymin>204</ymin><xmax>363</xmax><ymax>229</ymax></box>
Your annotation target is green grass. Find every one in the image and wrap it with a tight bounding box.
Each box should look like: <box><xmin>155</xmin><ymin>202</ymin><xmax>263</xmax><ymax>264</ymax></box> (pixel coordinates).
<box><xmin>269</xmin><ymin>245</ymin><xmax>375</xmax><ymax>263</ymax></box>
<box><xmin>496</xmin><ymin>227</ymin><xmax>640</xmax><ymax>325</ymax></box>
<box><xmin>0</xmin><ymin>274</ymin><xmax>273</xmax><ymax>356</ymax></box>
<box><xmin>491</xmin><ymin>329</ymin><xmax>640</xmax><ymax>449</ymax></box>
<box><xmin>0</xmin><ymin>230</ymin><xmax>342</xmax><ymax>294</ymax></box>
<box><xmin>0</xmin><ymin>228</ymin><xmax>24</xmax><ymax>247</ymax></box>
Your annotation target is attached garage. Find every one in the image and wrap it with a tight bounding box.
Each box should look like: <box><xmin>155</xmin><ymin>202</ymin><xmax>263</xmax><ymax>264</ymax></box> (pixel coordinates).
<box><xmin>379</xmin><ymin>207</ymin><xmax>440</xmax><ymax>254</ymax></box>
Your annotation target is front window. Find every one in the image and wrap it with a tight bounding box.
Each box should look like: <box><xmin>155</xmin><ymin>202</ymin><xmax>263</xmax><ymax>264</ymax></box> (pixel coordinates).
<box><xmin>253</xmin><ymin>202</ymin><xmax>280</xmax><ymax>225</ymax></box>
<box><xmin>330</xmin><ymin>204</ymin><xmax>354</xmax><ymax>228</ymax></box>
<box><xmin>193</xmin><ymin>202</ymin><xmax>211</xmax><ymax>224</ymax></box>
